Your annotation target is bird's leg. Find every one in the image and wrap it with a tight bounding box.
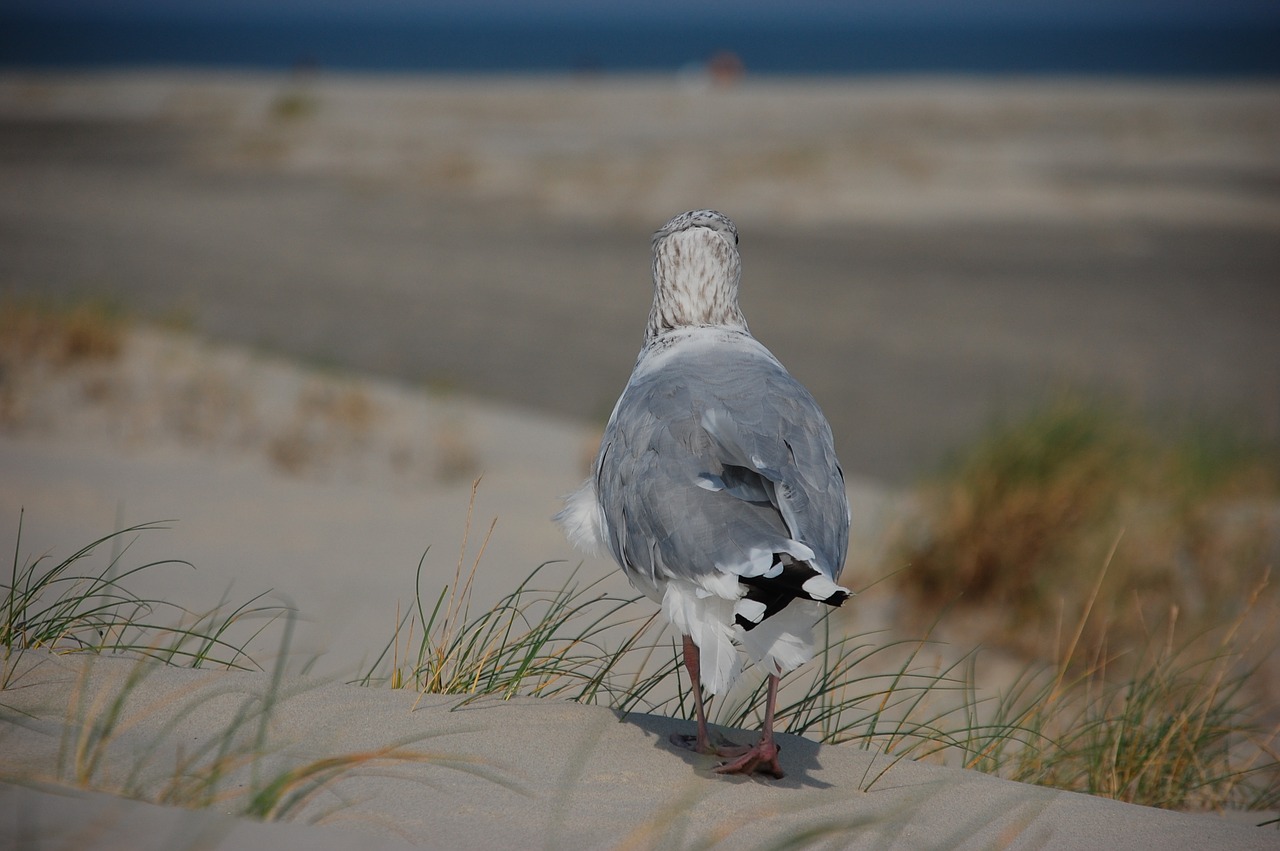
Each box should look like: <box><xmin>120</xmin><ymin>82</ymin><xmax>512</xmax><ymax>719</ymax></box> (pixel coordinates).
<box><xmin>669</xmin><ymin>634</ymin><xmax>740</xmax><ymax>755</ymax></box>
<box><xmin>670</xmin><ymin>634</ymin><xmax>713</xmax><ymax>753</ymax></box>
<box><xmin>713</xmin><ymin>673</ymin><xmax>785</xmax><ymax>779</ymax></box>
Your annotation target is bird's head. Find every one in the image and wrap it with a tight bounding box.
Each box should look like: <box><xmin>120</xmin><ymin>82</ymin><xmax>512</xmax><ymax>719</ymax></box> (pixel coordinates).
<box><xmin>646</xmin><ymin>209</ymin><xmax>748</xmax><ymax>343</ymax></box>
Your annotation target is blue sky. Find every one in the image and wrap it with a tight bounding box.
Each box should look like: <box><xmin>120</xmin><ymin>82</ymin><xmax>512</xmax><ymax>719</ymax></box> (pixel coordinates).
<box><xmin>11</xmin><ymin>0</ymin><xmax>1280</xmax><ymax>24</ymax></box>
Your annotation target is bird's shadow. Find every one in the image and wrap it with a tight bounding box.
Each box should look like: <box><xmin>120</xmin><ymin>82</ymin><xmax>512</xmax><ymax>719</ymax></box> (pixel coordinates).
<box><xmin>614</xmin><ymin>709</ymin><xmax>834</xmax><ymax>789</ymax></box>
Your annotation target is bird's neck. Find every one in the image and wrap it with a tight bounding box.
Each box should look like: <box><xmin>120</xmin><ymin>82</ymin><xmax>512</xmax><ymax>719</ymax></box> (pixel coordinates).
<box><xmin>645</xmin><ymin>231</ymin><xmax>748</xmax><ymax>344</ymax></box>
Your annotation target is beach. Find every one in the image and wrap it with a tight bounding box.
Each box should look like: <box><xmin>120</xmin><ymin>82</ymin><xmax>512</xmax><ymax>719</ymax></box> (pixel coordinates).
<box><xmin>2</xmin><ymin>72</ymin><xmax>1277</xmax><ymax>480</ymax></box>
<box><xmin>1</xmin><ymin>71</ymin><xmax>1278</xmax><ymax>848</ymax></box>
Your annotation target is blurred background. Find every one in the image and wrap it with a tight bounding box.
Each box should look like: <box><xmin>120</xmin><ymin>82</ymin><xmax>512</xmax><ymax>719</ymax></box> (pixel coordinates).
<box><xmin>2</xmin><ymin>0</ymin><xmax>1277</xmax><ymax>484</ymax></box>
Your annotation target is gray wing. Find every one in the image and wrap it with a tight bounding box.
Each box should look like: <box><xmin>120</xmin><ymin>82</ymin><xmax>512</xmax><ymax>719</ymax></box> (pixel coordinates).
<box><xmin>596</xmin><ymin>339</ymin><xmax>849</xmax><ymax>590</ymax></box>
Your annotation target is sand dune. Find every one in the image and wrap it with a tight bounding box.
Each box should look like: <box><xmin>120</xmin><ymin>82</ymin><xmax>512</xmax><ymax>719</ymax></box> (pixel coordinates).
<box><xmin>4</xmin><ymin>650</ymin><xmax>1276</xmax><ymax>850</ymax></box>
<box><xmin>1</xmin><ymin>323</ymin><xmax>1275</xmax><ymax>848</ymax></box>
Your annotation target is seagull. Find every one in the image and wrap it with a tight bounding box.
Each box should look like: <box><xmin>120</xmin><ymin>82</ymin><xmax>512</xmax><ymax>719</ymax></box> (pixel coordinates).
<box><xmin>556</xmin><ymin>209</ymin><xmax>851</xmax><ymax>778</ymax></box>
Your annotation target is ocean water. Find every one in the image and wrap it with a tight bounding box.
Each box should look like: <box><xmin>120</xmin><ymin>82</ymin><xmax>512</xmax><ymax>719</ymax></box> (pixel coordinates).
<box><xmin>2</xmin><ymin>14</ymin><xmax>1279</xmax><ymax>77</ymax></box>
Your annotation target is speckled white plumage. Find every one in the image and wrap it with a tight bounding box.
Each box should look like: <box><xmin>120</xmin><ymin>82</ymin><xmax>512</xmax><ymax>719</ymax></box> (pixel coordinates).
<box><xmin>644</xmin><ymin>209</ymin><xmax>747</xmax><ymax>342</ymax></box>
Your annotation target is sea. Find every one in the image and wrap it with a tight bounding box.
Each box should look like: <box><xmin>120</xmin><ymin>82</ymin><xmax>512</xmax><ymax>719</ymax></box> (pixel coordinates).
<box><xmin>2</xmin><ymin>13</ymin><xmax>1279</xmax><ymax>78</ymax></box>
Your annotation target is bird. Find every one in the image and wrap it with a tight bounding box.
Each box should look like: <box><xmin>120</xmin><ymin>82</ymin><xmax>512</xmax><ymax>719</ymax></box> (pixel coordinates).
<box><xmin>555</xmin><ymin>209</ymin><xmax>851</xmax><ymax>778</ymax></box>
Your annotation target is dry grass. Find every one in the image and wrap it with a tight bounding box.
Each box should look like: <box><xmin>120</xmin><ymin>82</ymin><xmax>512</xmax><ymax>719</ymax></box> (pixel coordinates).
<box><xmin>0</xmin><ymin>298</ymin><xmax>126</xmax><ymax>426</ymax></box>
<box><xmin>1</xmin><ymin>512</ymin><xmax>284</xmax><ymax>684</ymax></box>
<box><xmin>0</xmin><ymin>298</ymin><xmax>125</xmax><ymax>368</ymax></box>
<box><xmin>360</xmin><ymin>479</ymin><xmax>663</xmax><ymax>705</ymax></box>
<box><xmin>4</xmin><ymin>648</ymin><xmax>517</xmax><ymax>824</ymax></box>
<box><xmin>0</xmin><ymin>300</ymin><xmax>488</xmax><ymax>489</ymax></box>
<box><xmin>267</xmin><ymin>380</ymin><xmax>380</xmax><ymax>475</ymax></box>
<box><xmin>894</xmin><ymin>396</ymin><xmax>1279</xmax><ymax>659</ymax></box>
<box><xmin>881</xmin><ymin>396</ymin><xmax>1279</xmax><ymax>811</ymax></box>
<box><xmin>0</xmin><ymin>513</ymin><xmax>518</xmax><ymax>823</ymax></box>
<box><xmin>4</xmin><ymin>505</ymin><xmax>1276</xmax><ymax>819</ymax></box>
<box><xmin>352</xmin><ymin>480</ymin><xmax>1279</xmax><ymax>813</ymax></box>
<box><xmin>932</xmin><ymin>559</ymin><xmax>1280</xmax><ymax>812</ymax></box>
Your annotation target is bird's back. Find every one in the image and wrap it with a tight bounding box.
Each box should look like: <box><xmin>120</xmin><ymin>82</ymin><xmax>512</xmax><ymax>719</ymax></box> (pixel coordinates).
<box><xmin>595</xmin><ymin>328</ymin><xmax>849</xmax><ymax>598</ymax></box>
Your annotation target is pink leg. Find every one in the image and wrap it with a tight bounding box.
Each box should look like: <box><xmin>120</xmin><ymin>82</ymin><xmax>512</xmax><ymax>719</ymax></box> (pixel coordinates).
<box><xmin>669</xmin><ymin>634</ymin><xmax>721</xmax><ymax>753</ymax></box>
<box><xmin>713</xmin><ymin>673</ymin><xmax>784</xmax><ymax>779</ymax></box>
<box><xmin>669</xmin><ymin>636</ymin><xmax>785</xmax><ymax>778</ymax></box>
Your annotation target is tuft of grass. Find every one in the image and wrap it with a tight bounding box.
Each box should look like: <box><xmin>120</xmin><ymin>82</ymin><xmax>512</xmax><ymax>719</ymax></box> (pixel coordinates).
<box><xmin>357</xmin><ymin>472</ymin><xmax>1278</xmax><ymax>812</ymax></box>
<box><xmin>897</xmin><ymin>396</ymin><xmax>1136</xmax><ymax>614</ymax></box>
<box><xmin>1</xmin><ymin>515</ymin><xmax>520</xmax><ymax>825</ymax></box>
<box><xmin>363</xmin><ymin>534</ymin><xmax>1279</xmax><ymax>810</ymax></box>
<box><xmin>923</xmin><ymin>553</ymin><xmax>1280</xmax><ymax>811</ymax></box>
<box><xmin>0</xmin><ymin>297</ymin><xmax>127</xmax><ymax>431</ymax></box>
<box><xmin>0</xmin><ymin>297</ymin><xmax>125</xmax><ymax>367</ymax></box>
<box><xmin>2</xmin><ymin>511</ymin><xmax>285</xmax><ymax>684</ymax></box>
<box><xmin>267</xmin><ymin>380</ymin><xmax>380</xmax><ymax>476</ymax></box>
<box><xmin>893</xmin><ymin>395</ymin><xmax>1279</xmax><ymax>657</ymax></box>
<box><xmin>0</xmin><ymin>501</ymin><xmax>641</xmax><ymax>825</ymax></box>
<box><xmin>359</xmin><ymin>480</ymin><xmax>663</xmax><ymax>705</ymax></box>
<box><xmin>7</xmin><ymin>499</ymin><xmax>1274</xmax><ymax>820</ymax></box>
<box><xmin>14</xmin><ymin>641</ymin><xmax>519</xmax><ymax>823</ymax></box>
<box><xmin>883</xmin><ymin>398</ymin><xmax>1279</xmax><ymax>809</ymax></box>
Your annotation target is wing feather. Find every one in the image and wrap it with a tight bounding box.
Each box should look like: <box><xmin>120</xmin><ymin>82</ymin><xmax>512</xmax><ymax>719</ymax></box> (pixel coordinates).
<box><xmin>596</xmin><ymin>331</ymin><xmax>849</xmax><ymax>592</ymax></box>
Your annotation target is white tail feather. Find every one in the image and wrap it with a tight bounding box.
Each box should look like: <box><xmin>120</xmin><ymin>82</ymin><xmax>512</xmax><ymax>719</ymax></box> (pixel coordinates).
<box><xmin>663</xmin><ymin>582</ymin><xmax>741</xmax><ymax>695</ymax></box>
<box><xmin>554</xmin><ymin>479</ymin><xmax>605</xmax><ymax>555</ymax></box>
<box><xmin>734</xmin><ymin>597</ymin><xmax>766</xmax><ymax>625</ymax></box>
<box><xmin>801</xmin><ymin>572</ymin><xmax>848</xmax><ymax>602</ymax></box>
<box><xmin>738</xmin><ymin>600</ymin><xmax>821</xmax><ymax>676</ymax></box>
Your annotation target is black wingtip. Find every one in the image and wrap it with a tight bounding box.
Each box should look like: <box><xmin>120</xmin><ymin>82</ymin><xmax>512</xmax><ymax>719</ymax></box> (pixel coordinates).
<box><xmin>735</xmin><ymin>557</ymin><xmax>849</xmax><ymax>630</ymax></box>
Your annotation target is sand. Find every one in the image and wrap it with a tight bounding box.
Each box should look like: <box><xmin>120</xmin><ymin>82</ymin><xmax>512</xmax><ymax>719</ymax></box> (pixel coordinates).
<box><xmin>2</xmin><ymin>72</ymin><xmax>1277</xmax><ymax>481</ymax></box>
<box><xmin>0</xmin><ymin>322</ymin><xmax>905</xmax><ymax>674</ymax></box>
<box><xmin>2</xmin><ymin>71</ymin><xmax>1278</xmax><ymax>848</ymax></box>
<box><xmin>3</xmin><ymin>648</ymin><xmax>1276</xmax><ymax>851</ymax></box>
<box><xmin>1</xmin><ymin>323</ymin><xmax>1275</xmax><ymax>849</ymax></box>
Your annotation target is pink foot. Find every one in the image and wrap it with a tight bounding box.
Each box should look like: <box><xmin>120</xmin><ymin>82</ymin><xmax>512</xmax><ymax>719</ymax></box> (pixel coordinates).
<box><xmin>670</xmin><ymin>731</ymin><xmax>784</xmax><ymax>778</ymax></box>
<box><xmin>712</xmin><ymin>739</ymin><xmax>784</xmax><ymax>779</ymax></box>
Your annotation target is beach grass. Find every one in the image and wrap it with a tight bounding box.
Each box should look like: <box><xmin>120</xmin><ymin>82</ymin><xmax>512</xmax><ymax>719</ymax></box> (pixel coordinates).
<box><xmin>917</xmin><ymin>560</ymin><xmax>1279</xmax><ymax>812</ymax></box>
<box><xmin>0</xmin><ymin>515</ymin><xmax>520</xmax><ymax>822</ymax></box>
<box><xmin>357</xmin><ymin>479</ymin><xmax>663</xmax><ymax>707</ymax></box>
<box><xmin>3</xmin><ymin>427</ymin><xmax>1276</xmax><ymax>822</ymax></box>
<box><xmin>893</xmin><ymin>394</ymin><xmax>1279</xmax><ymax>659</ymax></box>
<box><xmin>2</xmin><ymin>511</ymin><xmax>284</xmax><ymax>685</ymax></box>
<box><xmin>348</xmin><ymin>477</ymin><xmax>1278</xmax><ymax>812</ymax></box>
<box><xmin>0</xmin><ymin>296</ymin><xmax>125</xmax><ymax>369</ymax></box>
<box><xmin>8</xmin><ymin>638</ymin><xmax>520</xmax><ymax>823</ymax></box>
<box><xmin>359</xmin><ymin>551</ymin><xmax>1277</xmax><ymax>810</ymax></box>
